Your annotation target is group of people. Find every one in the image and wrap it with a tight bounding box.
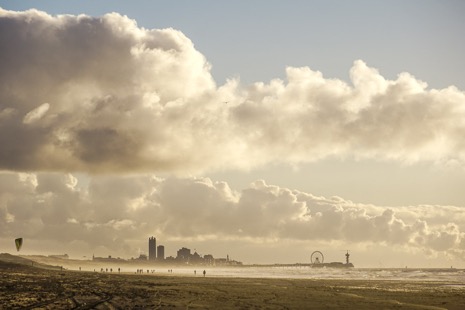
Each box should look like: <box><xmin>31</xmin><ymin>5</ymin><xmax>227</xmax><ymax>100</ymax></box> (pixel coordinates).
<box><xmin>136</xmin><ymin>269</ymin><xmax>155</xmax><ymax>274</ymax></box>
<box><xmin>134</xmin><ymin>269</ymin><xmax>207</xmax><ymax>276</ymax></box>
<box><xmin>98</xmin><ymin>267</ymin><xmax>121</xmax><ymax>273</ymax></box>
<box><xmin>90</xmin><ymin>267</ymin><xmax>207</xmax><ymax>276</ymax></box>
<box><xmin>195</xmin><ymin>270</ymin><xmax>207</xmax><ymax>277</ymax></box>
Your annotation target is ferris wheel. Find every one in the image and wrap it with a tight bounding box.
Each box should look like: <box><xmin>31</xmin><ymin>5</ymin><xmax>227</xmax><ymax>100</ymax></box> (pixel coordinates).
<box><xmin>310</xmin><ymin>251</ymin><xmax>324</xmax><ymax>264</ymax></box>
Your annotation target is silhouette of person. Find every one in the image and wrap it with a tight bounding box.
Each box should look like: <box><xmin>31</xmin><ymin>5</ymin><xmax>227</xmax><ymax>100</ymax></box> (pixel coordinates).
<box><xmin>203</xmin><ymin>270</ymin><xmax>206</xmax><ymax>277</ymax></box>
<box><xmin>194</xmin><ymin>270</ymin><xmax>196</xmax><ymax>275</ymax></box>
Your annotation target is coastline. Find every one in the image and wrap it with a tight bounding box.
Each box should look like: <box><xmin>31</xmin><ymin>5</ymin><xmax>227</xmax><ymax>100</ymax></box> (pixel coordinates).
<box><xmin>1</xmin><ymin>260</ymin><xmax>464</xmax><ymax>309</ymax></box>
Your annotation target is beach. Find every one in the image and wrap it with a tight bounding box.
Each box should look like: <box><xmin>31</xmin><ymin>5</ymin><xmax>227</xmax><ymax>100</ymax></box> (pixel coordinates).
<box><xmin>1</xmin><ymin>259</ymin><xmax>465</xmax><ymax>309</ymax></box>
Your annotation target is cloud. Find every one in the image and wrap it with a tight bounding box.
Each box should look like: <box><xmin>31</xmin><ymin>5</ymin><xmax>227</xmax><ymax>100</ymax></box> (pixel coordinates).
<box><xmin>1</xmin><ymin>172</ymin><xmax>464</xmax><ymax>261</ymax></box>
<box><xmin>1</xmin><ymin>8</ymin><xmax>465</xmax><ymax>174</ymax></box>
<box><xmin>23</xmin><ymin>103</ymin><xmax>50</xmax><ymax>124</ymax></box>
<box><xmin>0</xmin><ymin>8</ymin><xmax>216</xmax><ymax>173</ymax></box>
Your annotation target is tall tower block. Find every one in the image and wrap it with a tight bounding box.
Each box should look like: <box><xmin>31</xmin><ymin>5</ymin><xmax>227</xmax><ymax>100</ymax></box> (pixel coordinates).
<box><xmin>157</xmin><ymin>245</ymin><xmax>165</xmax><ymax>261</ymax></box>
<box><xmin>148</xmin><ymin>236</ymin><xmax>157</xmax><ymax>261</ymax></box>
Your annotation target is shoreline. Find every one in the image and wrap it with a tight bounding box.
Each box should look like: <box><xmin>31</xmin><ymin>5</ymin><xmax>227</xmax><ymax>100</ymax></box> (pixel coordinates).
<box><xmin>16</xmin><ymin>254</ymin><xmax>465</xmax><ymax>271</ymax></box>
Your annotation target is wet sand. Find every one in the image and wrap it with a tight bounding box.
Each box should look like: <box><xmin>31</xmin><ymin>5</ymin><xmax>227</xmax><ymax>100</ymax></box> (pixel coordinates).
<box><xmin>1</xmin><ymin>261</ymin><xmax>464</xmax><ymax>309</ymax></box>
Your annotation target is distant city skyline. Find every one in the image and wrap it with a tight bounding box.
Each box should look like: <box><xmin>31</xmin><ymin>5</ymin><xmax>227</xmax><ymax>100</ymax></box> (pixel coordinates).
<box><xmin>92</xmin><ymin>235</ymin><xmax>241</xmax><ymax>266</ymax></box>
<box><xmin>0</xmin><ymin>2</ymin><xmax>464</xmax><ymax>268</ymax></box>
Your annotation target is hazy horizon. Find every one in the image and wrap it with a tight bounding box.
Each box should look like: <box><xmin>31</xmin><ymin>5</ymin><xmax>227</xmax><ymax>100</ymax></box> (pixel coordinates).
<box><xmin>1</xmin><ymin>1</ymin><xmax>465</xmax><ymax>268</ymax></box>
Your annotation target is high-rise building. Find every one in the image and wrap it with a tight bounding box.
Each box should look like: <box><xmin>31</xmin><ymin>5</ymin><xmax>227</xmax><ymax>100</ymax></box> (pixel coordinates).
<box><xmin>176</xmin><ymin>247</ymin><xmax>191</xmax><ymax>262</ymax></box>
<box><xmin>148</xmin><ymin>236</ymin><xmax>156</xmax><ymax>261</ymax></box>
<box><xmin>157</xmin><ymin>245</ymin><xmax>165</xmax><ymax>261</ymax></box>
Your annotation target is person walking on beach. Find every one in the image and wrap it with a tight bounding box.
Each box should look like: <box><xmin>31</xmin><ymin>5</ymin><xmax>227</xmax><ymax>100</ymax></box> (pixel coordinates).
<box><xmin>203</xmin><ymin>270</ymin><xmax>206</xmax><ymax>277</ymax></box>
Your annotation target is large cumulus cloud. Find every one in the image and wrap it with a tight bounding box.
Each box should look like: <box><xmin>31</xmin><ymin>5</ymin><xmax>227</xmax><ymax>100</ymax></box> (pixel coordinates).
<box><xmin>1</xmin><ymin>172</ymin><xmax>464</xmax><ymax>261</ymax></box>
<box><xmin>1</xmin><ymin>8</ymin><xmax>465</xmax><ymax>174</ymax></box>
<box><xmin>0</xmin><ymin>8</ymin><xmax>219</xmax><ymax>172</ymax></box>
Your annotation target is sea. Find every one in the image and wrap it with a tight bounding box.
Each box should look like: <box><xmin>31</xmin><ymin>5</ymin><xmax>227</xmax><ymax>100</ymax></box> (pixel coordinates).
<box><xmin>148</xmin><ymin>266</ymin><xmax>465</xmax><ymax>283</ymax></box>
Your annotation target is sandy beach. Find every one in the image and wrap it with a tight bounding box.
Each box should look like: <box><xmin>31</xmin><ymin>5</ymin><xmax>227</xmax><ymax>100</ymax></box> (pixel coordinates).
<box><xmin>0</xmin><ymin>257</ymin><xmax>464</xmax><ymax>310</ymax></box>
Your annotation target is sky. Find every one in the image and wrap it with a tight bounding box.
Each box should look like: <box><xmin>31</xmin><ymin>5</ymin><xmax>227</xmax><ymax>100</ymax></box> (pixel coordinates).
<box><xmin>0</xmin><ymin>1</ymin><xmax>465</xmax><ymax>268</ymax></box>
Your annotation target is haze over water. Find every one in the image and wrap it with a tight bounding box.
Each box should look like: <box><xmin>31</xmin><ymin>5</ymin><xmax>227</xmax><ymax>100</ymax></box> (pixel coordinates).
<box><xmin>189</xmin><ymin>267</ymin><xmax>465</xmax><ymax>282</ymax></box>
